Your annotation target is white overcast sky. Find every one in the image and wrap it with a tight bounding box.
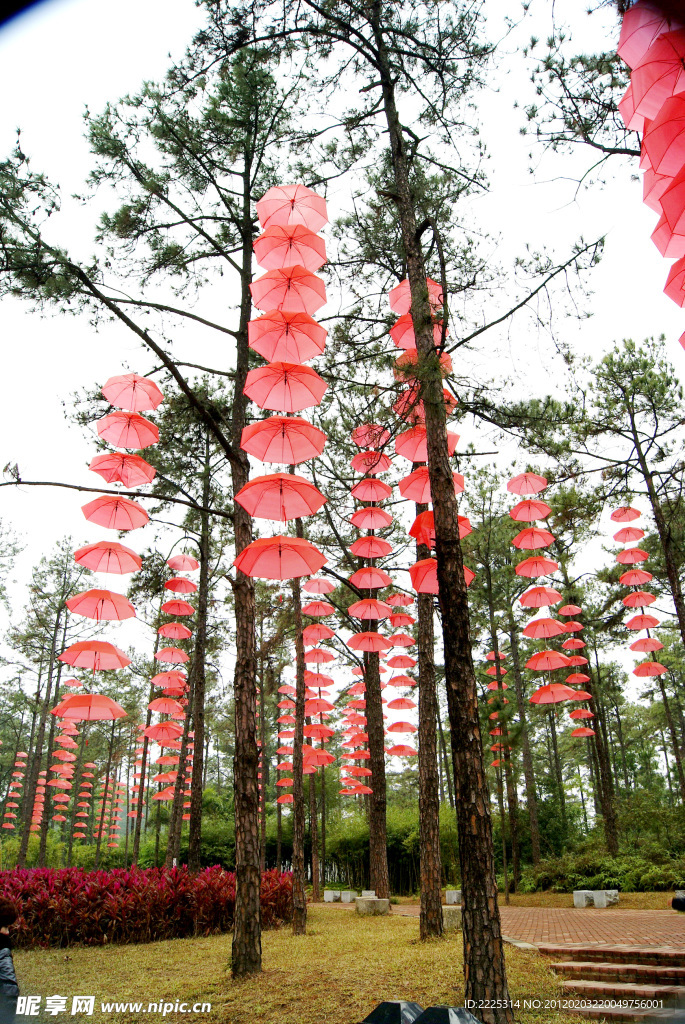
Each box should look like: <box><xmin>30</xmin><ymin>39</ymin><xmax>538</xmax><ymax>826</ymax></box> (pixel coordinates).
<box><xmin>0</xmin><ymin>0</ymin><xmax>683</xmax><ymax>697</ymax></box>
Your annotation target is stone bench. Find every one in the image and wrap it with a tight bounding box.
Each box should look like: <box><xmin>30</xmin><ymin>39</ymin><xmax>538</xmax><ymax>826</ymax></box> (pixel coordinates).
<box><xmin>573</xmin><ymin>889</ymin><xmax>619</xmax><ymax>908</ymax></box>
<box><xmin>445</xmin><ymin>889</ymin><xmax>462</xmax><ymax>906</ymax></box>
<box><xmin>361</xmin><ymin>890</ymin><xmax>376</xmax><ymax>898</ymax></box>
<box><xmin>442</xmin><ymin>905</ymin><xmax>462</xmax><ymax>930</ymax></box>
<box><xmin>340</xmin><ymin>890</ymin><xmax>356</xmax><ymax>903</ymax></box>
<box><xmin>323</xmin><ymin>890</ymin><xmax>341</xmax><ymax>902</ymax></box>
<box><xmin>355</xmin><ymin>896</ymin><xmax>389</xmax><ymax>916</ymax></box>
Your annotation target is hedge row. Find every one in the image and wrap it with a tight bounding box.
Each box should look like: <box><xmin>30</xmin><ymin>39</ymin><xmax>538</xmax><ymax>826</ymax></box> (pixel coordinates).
<box><xmin>0</xmin><ymin>866</ymin><xmax>292</xmax><ymax>948</ymax></box>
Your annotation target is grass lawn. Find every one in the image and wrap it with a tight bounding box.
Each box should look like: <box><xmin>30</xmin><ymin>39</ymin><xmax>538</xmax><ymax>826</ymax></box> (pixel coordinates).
<box><xmin>14</xmin><ymin>905</ymin><xmax>589</xmax><ymax>1024</ymax></box>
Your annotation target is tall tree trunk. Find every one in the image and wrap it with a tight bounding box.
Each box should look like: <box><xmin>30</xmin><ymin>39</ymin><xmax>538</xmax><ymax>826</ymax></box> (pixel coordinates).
<box><xmin>290</xmin><ymin>564</ymin><xmax>307</xmax><ymax>935</ymax></box>
<box><xmin>365</xmin><ymin>630</ymin><xmax>390</xmax><ymax>899</ymax></box>
<box><xmin>276</xmin><ymin>800</ymin><xmax>282</xmax><ymax>873</ymax></box>
<box><xmin>589</xmin><ymin>647</ymin><xmax>619</xmax><ymax>855</ymax></box>
<box><xmin>309</xmin><ymin>770</ymin><xmax>320</xmax><ymax>902</ymax></box>
<box><xmin>94</xmin><ymin>720</ymin><xmax>117</xmax><ymax>869</ymax></box>
<box><xmin>502</xmin><ymin>744</ymin><xmax>520</xmax><ymax>892</ymax></box>
<box><xmin>657</xmin><ymin>676</ymin><xmax>685</xmax><ymax>802</ymax></box>
<box><xmin>547</xmin><ymin>708</ymin><xmax>566</xmax><ymax>831</ymax></box>
<box><xmin>496</xmin><ymin>766</ymin><xmax>509</xmax><ymax>905</ymax></box>
<box><xmin>259</xmin><ymin>673</ymin><xmax>267</xmax><ymax>876</ymax></box>
<box><xmin>506</xmin><ymin>609</ymin><xmax>541</xmax><ymax>865</ymax></box>
<box><xmin>437</xmin><ymin>716</ymin><xmax>454</xmax><ymax>809</ymax></box>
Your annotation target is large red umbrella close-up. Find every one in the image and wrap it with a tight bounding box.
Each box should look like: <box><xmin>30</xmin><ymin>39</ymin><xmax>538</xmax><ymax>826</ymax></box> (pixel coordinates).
<box><xmin>250</xmin><ymin>266</ymin><xmax>326</xmax><ymax>314</ymax></box>
<box><xmin>234</xmin><ymin>536</ymin><xmax>327</xmax><ymax>580</ymax></box>
<box><xmin>89</xmin><ymin>452</ymin><xmax>156</xmax><ymax>487</ymax></box>
<box><xmin>630</xmin><ymin>30</ymin><xmax>685</xmax><ymax>119</ymax></box>
<box><xmin>81</xmin><ymin>496</ymin><xmax>149</xmax><ymax>531</ymax></box>
<box><xmin>643</xmin><ymin>95</ymin><xmax>685</xmax><ymax>176</ymax></box>
<box><xmin>241</xmin><ymin>415</ymin><xmax>326</xmax><ymax>464</ymax></box>
<box><xmin>253</xmin><ymin>224</ymin><xmax>326</xmax><ymax>272</ymax></box>
<box><xmin>66</xmin><ymin>589</ymin><xmax>136</xmax><ymax>621</ymax></box>
<box><xmin>256</xmin><ymin>184</ymin><xmax>328</xmax><ymax>232</ymax></box>
<box><xmin>243</xmin><ymin>363</ymin><xmax>327</xmax><ymax>412</ymax></box>
<box><xmin>51</xmin><ymin>694</ymin><xmax>128</xmax><ymax>721</ymax></box>
<box><xmin>101</xmin><ymin>373</ymin><xmax>164</xmax><ymax>412</ymax></box>
<box><xmin>248</xmin><ymin>310</ymin><xmax>327</xmax><ymax>364</ymax></box>
<box><xmin>617</xmin><ymin>1</ymin><xmax>682</xmax><ymax>69</ymax></box>
<box><xmin>73</xmin><ymin>541</ymin><xmax>142</xmax><ymax>574</ymax></box>
<box><xmin>58</xmin><ymin>641</ymin><xmax>131</xmax><ymax>671</ymax></box>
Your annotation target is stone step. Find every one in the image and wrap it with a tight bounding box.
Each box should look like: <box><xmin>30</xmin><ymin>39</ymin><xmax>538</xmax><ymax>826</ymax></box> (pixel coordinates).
<box><xmin>561</xmin><ymin>979</ymin><xmax>684</xmax><ymax>1005</ymax></box>
<box><xmin>540</xmin><ymin>944</ymin><xmax>685</xmax><ymax>967</ymax></box>
<box><xmin>576</xmin><ymin>1008</ymin><xmax>685</xmax><ymax>1022</ymax></box>
<box><xmin>553</xmin><ymin>961</ymin><xmax>685</xmax><ymax>986</ymax></box>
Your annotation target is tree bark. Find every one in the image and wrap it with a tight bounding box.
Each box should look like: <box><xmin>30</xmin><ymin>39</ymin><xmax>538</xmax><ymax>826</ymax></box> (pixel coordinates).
<box><xmin>309</xmin><ymin>770</ymin><xmax>320</xmax><ymax>902</ymax></box>
<box><xmin>589</xmin><ymin>649</ymin><xmax>619</xmax><ymax>855</ymax></box>
<box><xmin>290</xmin><ymin>566</ymin><xmax>307</xmax><ymax>935</ymax></box>
<box><xmin>365</xmin><ymin>634</ymin><xmax>390</xmax><ymax>900</ymax></box>
<box><xmin>657</xmin><ymin>676</ymin><xmax>685</xmax><ymax>803</ymax></box>
<box><xmin>506</xmin><ymin>609</ymin><xmax>541</xmax><ymax>864</ymax></box>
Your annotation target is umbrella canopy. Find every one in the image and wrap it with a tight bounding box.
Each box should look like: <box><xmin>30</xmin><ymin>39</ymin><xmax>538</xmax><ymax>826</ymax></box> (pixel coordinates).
<box><xmin>630</xmin><ymin>636</ymin><xmax>664</xmax><ymax>652</ymax></box>
<box><xmin>388</xmin><ymin>633</ymin><xmax>416</xmax><ymax>648</ymax></box>
<box><xmin>303</xmin><ymin>578</ymin><xmax>335</xmax><ymax>594</ymax></box>
<box><xmin>507</xmin><ymin>472</ymin><xmax>547</xmax><ymax>495</ymax></box>
<box><xmin>559</xmin><ymin>603</ymin><xmax>582</xmax><ymax>615</ymax></box>
<box><xmin>81</xmin><ymin>496</ymin><xmax>149</xmax><ymax>531</ymax></box>
<box><xmin>101</xmin><ymin>373</ymin><xmax>164</xmax><ymax>412</ymax></box>
<box><xmin>387</xmin><ymin>655</ymin><xmax>416</xmax><ymax>668</ymax></box>
<box><xmin>386</xmin><ymin>744</ymin><xmax>417</xmax><ymax>757</ymax></box>
<box><xmin>395</xmin><ymin>425</ymin><xmax>458</xmax><ymax>462</ymax></box>
<box><xmin>611</xmin><ymin>506</ymin><xmax>641</xmax><ymax>522</ymax></box>
<box><xmin>73</xmin><ymin>540</ymin><xmax>142</xmax><ymax>574</ymax></box>
<box><xmin>408</xmin><ymin>510</ymin><xmax>471</xmax><ymax>548</ymax></box>
<box><xmin>167</xmin><ymin>554</ymin><xmax>200</xmax><ymax>571</ymax></box>
<box><xmin>89</xmin><ymin>452</ymin><xmax>156</xmax><ymax>487</ymax></box>
<box><xmin>304</xmin><ymin>647</ymin><xmax>335</xmax><ymax>664</ymax></box>
<box><xmin>148</xmin><ymin>697</ymin><xmax>184</xmax><ymax>714</ymax></box>
<box><xmin>163</xmin><ymin>577</ymin><xmax>197</xmax><ymax>595</ymax></box>
<box><xmin>515</xmin><ymin>555</ymin><xmax>559</xmax><ymax>578</ymax></box>
<box><xmin>616</xmin><ymin>547</ymin><xmax>650</xmax><ymax>564</ymax></box>
<box><xmin>348</xmin><ymin>566</ymin><xmax>393</xmax><ymax>589</ymax></box>
<box><xmin>234</xmin><ymin>536</ymin><xmax>327</xmax><ymax>580</ymax></box>
<box><xmin>562</xmin><ymin>638</ymin><xmax>586</xmax><ymax>650</ymax></box>
<box><xmin>570</xmin><ymin>708</ymin><xmax>594</xmax><ymax>720</ymax></box>
<box><xmin>626</xmin><ymin>613</ymin><xmax>660</xmax><ymax>629</ymax></box>
<box><xmin>522</xmin><ymin>617</ymin><xmax>565</xmax><ymax>639</ymax></box>
<box><xmin>250</xmin><ymin>266</ymin><xmax>326</xmax><ymax>314</ymax></box>
<box><xmin>614</xmin><ymin>526</ymin><xmax>645</xmax><ymax>544</ymax></box>
<box><xmin>351</xmin><ymin>423</ymin><xmax>390</xmax><ymax>450</ymax></box>
<box><xmin>394</xmin><ymin>348</ymin><xmax>452</xmax><ymax>381</ymax></box>
<box><xmin>59</xmin><ymin>641</ymin><xmax>131</xmax><ymax>671</ymax></box>
<box><xmin>529</xmin><ymin>683</ymin><xmax>577</xmax><ymax>704</ymax></box>
<box><xmin>350</xmin><ymin>478</ymin><xmax>392</xmax><ymax>502</ymax></box>
<box><xmin>97</xmin><ymin>411</ymin><xmax>159</xmax><ymax>449</ymax></box>
<box><xmin>525</xmin><ymin>650</ymin><xmax>572</xmax><ymax>671</ymax></box>
<box><xmin>243</xmin><ymin>362</ymin><xmax>327</xmax><ymax>412</ymax></box>
<box><xmin>155</xmin><ymin>647</ymin><xmax>190</xmax><ymax>664</ymax></box>
<box><xmin>350</xmin><ymin>507</ymin><xmax>393</xmax><ymax>530</ymax></box>
<box><xmin>349</xmin><ymin>536</ymin><xmax>393</xmax><ymax>559</ymax></box>
<box><xmin>643</xmin><ymin>95</ymin><xmax>685</xmax><ymax>175</ymax></box>
<box><xmin>618</xmin><ymin>1</ymin><xmax>682</xmax><ymax>69</ymax></box>
<box><xmin>248</xmin><ymin>309</ymin><xmax>327</xmax><ymax>363</ymax></box>
<box><xmin>302</xmin><ymin>600</ymin><xmax>335</xmax><ymax>616</ymax></box>
<box><xmin>302</xmin><ymin>623</ymin><xmax>335</xmax><ymax>643</ymax></box>
<box><xmin>631</xmin><ymin>30</ymin><xmax>685</xmax><ymax>119</ymax></box>
<box><xmin>388</xmin><ymin>277</ymin><xmax>443</xmax><ymax>315</ymax></box>
<box><xmin>161</xmin><ymin>599</ymin><xmax>195</xmax><ymax>616</ymax></box>
<box><xmin>619</xmin><ymin>568</ymin><xmax>653</xmax><ymax>586</ymax></box>
<box><xmin>399</xmin><ymin>466</ymin><xmax>464</xmax><ymax>503</ymax></box>
<box><xmin>519</xmin><ymin>586</ymin><xmax>562</xmax><ymax>608</ymax></box>
<box><xmin>66</xmin><ymin>589</ymin><xmax>136</xmax><ymax>622</ymax></box>
<box><xmin>387</xmin><ymin>593</ymin><xmax>414</xmax><ymax>607</ymax></box>
<box><xmin>253</xmin><ymin>224</ymin><xmax>326</xmax><ymax>271</ymax></box>
<box><xmin>509</xmin><ymin>499</ymin><xmax>552</xmax><ymax>522</ymax></box>
<box><xmin>409</xmin><ymin>558</ymin><xmax>475</xmax><ymax>594</ymax></box>
<box><xmin>623</xmin><ymin>590</ymin><xmax>656</xmax><ymax>608</ymax></box>
<box><xmin>634</xmin><ymin>660</ymin><xmax>668</xmax><ymax>676</ymax></box>
<box><xmin>256</xmin><ymin>184</ymin><xmax>328</xmax><ymax>232</ymax></box>
<box><xmin>235</xmin><ymin>473</ymin><xmax>327</xmax><ymax>521</ymax></box>
<box><xmin>350</xmin><ymin>451</ymin><xmax>392</xmax><ymax>475</ymax></box>
<box><xmin>347</xmin><ymin>632</ymin><xmax>393</xmax><ymax>652</ymax></box>
<box><xmin>52</xmin><ymin>694</ymin><xmax>128</xmax><ymax>721</ymax></box>
<box><xmin>158</xmin><ymin>622</ymin><xmax>193</xmax><ymax>640</ymax></box>
<box><xmin>152</xmin><ymin>671</ymin><xmax>187</xmax><ymax>687</ymax></box>
<box><xmin>512</xmin><ymin>527</ymin><xmax>555</xmax><ymax>550</ymax></box>
<box><xmin>348</xmin><ymin>598</ymin><xmax>392</xmax><ymax>620</ymax></box>
<box><xmin>241</xmin><ymin>415</ymin><xmax>326</xmax><ymax>464</ymax></box>
<box><xmin>389</xmin><ymin>312</ymin><xmax>445</xmax><ymax>349</ymax></box>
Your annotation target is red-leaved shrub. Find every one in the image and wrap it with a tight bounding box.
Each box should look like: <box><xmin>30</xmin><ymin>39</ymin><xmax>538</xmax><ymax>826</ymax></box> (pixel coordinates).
<box><xmin>0</xmin><ymin>867</ymin><xmax>292</xmax><ymax>948</ymax></box>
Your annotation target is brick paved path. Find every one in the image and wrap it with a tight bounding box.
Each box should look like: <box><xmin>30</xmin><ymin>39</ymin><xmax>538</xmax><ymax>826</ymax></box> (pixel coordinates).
<box><xmin>322</xmin><ymin>902</ymin><xmax>685</xmax><ymax>947</ymax></box>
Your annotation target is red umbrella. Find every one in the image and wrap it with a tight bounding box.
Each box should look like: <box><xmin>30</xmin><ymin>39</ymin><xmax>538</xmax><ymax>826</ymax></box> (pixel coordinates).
<box><xmin>562</xmin><ymin>638</ymin><xmax>586</xmax><ymax>650</ymax></box>
<box><xmin>390</xmin><ymin>312</ymin><xmax>445</xmax><ymax>350</ymax></box>
<box><xmin>626</xmin><ymin>613</ymin><xmax>660</xmax><ymax>629</ymax></box>
<box><xmin>101</xmin><ymin>373</ymin><xmax>163</xmax><ymax>412</ymax></box>
<box><xmin>348</xmin><ymin>632</ymin><xmax>392</xmax><ymax>652</ymax></box>
<box><xmin>616</xmin><ymin>547</ymin><xmax>649</xmax><ymax>564</ymax></box>
<box><xmin>81</xmin><ymin>496</ymin><xmax>149</xmax><ymax>531</ymax></box>
<box><xmin>519</xmin><ymin>586</ymin><xmax>562</xmax><ymax>608</ymax></box>
<box><xmin>388</xmin><ymin>633</ymin><xmax>416</xmax><ymax>648</ymax></box>
<box><xmin>59</xmin><ymin>641</ymin><xmax>131</xmax><ymax>671</ymax></box>
<box><xmin>97</xmin><ymin>411</ymin><xmax>159</xmax><ymax>449</ymax></box>
<box><xmin>248</xmin><ymin>310</ymin><xmax>326</xmax><ymax>364</ymax></box>
<box><xmin>559</xmin><ymin>603</ymin><xmax>582</xmax><ymax>615</ymax></box>
<box><xmin>152</xmin><ymin>671</ymin><xmax>187</xmax><ymax>687</ymax></box>
<box><xmin>618</xmin><ymin>2</ymin><xmax>682</xmax><ymax>69</ymax></box>
<box><xmin>509</xmin><ymin>499</ymin><xmax>551</xmax><ymax>522</ymax></box>
<box><xmin>408</xmin><ymin>510</ymin><xmax>471</xmax><ymax>548</ymax></box>
<box><xmin>388</xmin><ymin>277</ymin><xmax>443</xmax><ymax>315</ymax></box>
<box><xmin>304</xmin><ymin>647</ymin><xmax>335</xmax><ymax>663</ymax></box>
<box><xmin>89</xmin><ymin>452</ymin><xmax>156</xmax><ymax>487</ymax></box>
<box><xmin>394</xmin><ymin>348</ymin><xmax>452</xmax><ymax>380</ymax></box>
<box><xmin>148</xmin><ymin>697</ymin><xmax>184</xmax><ymax>714</ymax></box>
<box><xmin>570</xmin><ymin>708</ymin><xmax>594</xmax><ymax>720</ymax></box>
<box><xmin>350</xmin><ymin>451</ymin><xmax>392</xmax><ymax>475</ymax></box>
<box><xmin>622</xmin><ymin>590</ymin><xmax>656</xmax><ymax>608</ymax></box>
<box><xmin>515</xmin><ymin>555</ymin><xmax>559</xmax><ymax>578</ymax></box>
<box><xmin>631</xmin><ymin>30</ymin><xmax>685</xmax><ymax>119</ymax></box>
<box><xmin>507</xmin><ymin>472</ymin><xmax>547</xmax><ymax>495</ymax></box>
<box><xmin>634</xmin><ymin>660</ymin><xmax>668</xmax><ymax>676</ymax></box>
<box><xmin>250</xmin><ymin>267</ymin><xmax>326</xmax><ymax>314</ymax></box>
<box><xmin>570</xmin><ymin>726</ymin><xmax>596</xmax><ymax>737</ymax></box>
<box><xmin>614</xmin><ymin>526</ymin><xmax>645</xmax><ymax>544</ymax></box>
<box><xmin>522</xmin><ymin>618</ymin><xmax>564</xmax><ymax>639</ymax></box>
<box><xmin>348</xmin><ymin>566</ymin><xmax>393</xmax><ymax>589</ymax></box>
<box><xmin>256</xmin><ymin>184</ymin><xmax>328</xmax><ymax>232</ymax></box>
<box><xmin>529</xmin><ymin>683</ymin><xmax>577</xmax><ymax>704</ymax></box>
<box><xmin>350</xmin><ymin>536</ymin><xmax>393</xmax><ymax>559</ymax></box>
<box><xmin>167</xmin><ymin>554</ymin><xmax>199</xmax><ymax>571</ymax></box>
<box><xmin>386</xmin><ymin>744</ymin><xmax>417</xmax><ymax>757</ymax></box>
<box><xmin>234</xmin><ymin>536</ymin><xmax>327</xmax><ymax>580</ymax></box>
<box><xmin>350</xmin><ymin>507</ymin><xmax>393</xmax><ymax>530</ymax></box>
<box><xmin>399</xmin><ymin>466</ymin><xmax>464</xmax><ymax>503</ymax></box>
<box><xmin>302</xmin><ymin>623</ymin><xmax>335</xmax><ymax>643</ymax></box>
<box><xmin>644</xmin><ymin>95</ymin><xmax>685</xmax><ymax>175</ymax></box>
<box><xmin>158</xmin><ymin>622</ymin><xmax>193</xmax><ymax>640</ymax></box>
<box><xmin>651</xmin><ymin>211</ymin><xmax>685</xmax><ymax>258</ymax></box>
<box><xmin>302</xmin><ymin>600</ymin><xmax>335</xmax><ymax>616</ymax></box>
<box><xmin>387</xmin><ymin>655</ymin><xmax>416</xmax><ymax>668</ymax></box>
<box><xmin>664</xmin><ymin>254</ymin><xmax>685</xmax><ymax>306</ymax></box>
<box><xmin>303</xmin><ymin>578</ymin><xmax>335</xmax><ymax>594</ymax></box>
<box><xmin>241</xmin><ymin>415</ymin><xmax>326</xmax><ymax>463</ymax></box>
<box><xmin>351</xmin><ymin>424</ymin><xmax>390</xmax><ymax>450</ymax></box>
<box><xmin>155</xmin><ymin>647</ymin><xmax>190</xmax><ymax>664</ymax></box>
<box><xmin>243</xmin><ymin>363</ymin><xmax>327</xmax><ymax>412</ymax></box>
<box><xmin>566</xmin><ymin>656</ymin><xmax>589</xmax><ymax>667</ymax></box>
<box><xmin>512</xmin><ymin>527</ymin><xmax>555</xmax><ymax>550</ymax></box>
<box><xmin>66</xmin><ymin>589</ymin><xmax>136</xmax><ymax>621</ymax></box>
<box><xmin>611</xmin><ymin>506</ymin><xmax>641</xmax><ymax>522</ymax></box>
<box><xmin>350</xmin><ymin>478</ymin><xmax>392</xmax><ymax>502</ymax></box>
<box><xmin>525</xmin><ymin>650</ymin><xmax>571</xmax><ymax>671</ymax></box>
<box><xmin>485</xmin><ymin>666</ymin><xmax>507</xmax><ymax>676</ymax></box>
<box><xmin>253</xmin><ymin>224</ymin><xmax>326</xmax><ymax>271</ymax></box>
<box><xmin>620</xmin><ymin>568</ymin><xmax>653</xmax><ymax>587</ymax></box>
<box><xmin>618</xmin><ymin>80</ymin><xmax>646</xmax><ymax>132</ymax></box>
<box><xmin>161</xmin><ymin>599</ymin><xmax>195</xmax><ymax>616</ymax></box>
<box><xmin>235</xmin><ymin>473</ymin><xmax>326</xmax><ymax>521</ymax></box>
<box><xmin>409</xmin><ymin>558</ymin><xmax>474</xmax><ymax>594</ymax></box>
<box><xmin>630</xmin><ymin>636</ymin><xmax>664</xmax><ymax>652</ymax></box>
<box><xmin>74</xmin><ymin>541</ymin><xmax>142</xmax><ymax>574</ymax></box>
<box><xmin>164</xmin><ymin>577</ymin><xmax>198</xmax><ymax>594</ymax></box>
<box><xmin>52</xmin><ymin>694</ymin><xmax>128</xmax><ymax>721</ymax></box>
<box><xmin>348</xmin><ymin>598</ymin><xmax>392</xmax><ymax>620</ymax></box>
<box><xmin>395</xmin><ymin>425</ymin><xmax>458</xmax><ymax>462</ymax></box>
<box><xmin>387</xmin><ymin>593</ymin><xmax>414</xmax><ymax>607</ymax></box>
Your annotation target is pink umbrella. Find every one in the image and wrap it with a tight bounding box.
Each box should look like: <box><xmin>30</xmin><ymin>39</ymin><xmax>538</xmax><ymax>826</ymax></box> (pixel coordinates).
<box><xmin>347</xmin><ymin>632</ymin><xmax>393</xmax><ymax>652</ymax></box>
<box><xmin>241</xmin><ymin>415</ymin><xmax>326</xmax><ymax>464</ymax></box>
<box><xmin>253</xmin><ymin>224</ymin><xmax>326</xmax><ymax>272</ymax></box>
<box><xmin>618</xmin><ymin>81</ymin><xmax>647</xmax><ymax>132</ymax></box>
<box><xmin>633</xmin><ymin>660</ymin><xmax>668</xmax><ymax>676</ymax></box>
<box><xmin>664</xmin><ymin>254</ymin><xmax>685</xmax><ymax>306</ymax></box>
<box><xmin>155</xmin><ymin>647</ymin><xmax>190</xmax><ymax>664</ymax></box>
<box><xmin>161</xmin><ymin>599</ymin><xmax>195</xmax><ymax>616</ymax></box>
<box><xmin>52</xmin><ymin>694</ymin><xmax>128</xmax><ymax>721</ymax></box>
<box><xmin>349</xmin><ymin>536</ymin><xmax>393</xmax><ymax>559</ymax></box>
<box><xmin>409</xmin><ymin>558</ymin><xmax>474</xmax><ymax>594</ymax></box>
<box><xmin>235</xmin><ymin>473</ymin><xmax>327</xmax><ymax>521</ymax></box>
<box><xmin>525</xmin><ymin>650</ymin><xmax>571</xmax><ymax>671</ymax></box>
<box><xmin>350</xmin><ymin>451</ymin><xmax>392</xmax><ymax>475</ymax></box>
<box><xmin>164</xmin><ymin>577</ymin><xmax>198</xmax><ymax>594</ymax></box>
<box><xmin>348</xmin><ymin>598</ymin><xmax>393</xmax><ymax>620</ymax></box>
<box><xmin>348</xmin><ymin>566</ymin><xmax>393</xmax><ymax>589</ymax></box>
<box><xmin>409</xmin><ymin>510</ymin><xmax>471</xmax><ymax>547</ymax></box>
<box><xmin>509</xmin><ymin>499</ymin><xmax>551</xmax><ymax>522</ymax></box>
<box><xmin>394</xmin><ymin>348</ymin><xmax>452</xmax><ymax>381</ymax></box>
<box><xmin>395</xmin><ymin>425</ymin><xmax>458</xmax><ymax>462</ymax></box>
<box><xmin>643</xmin><ymin>95</ymin><xmax>685</xmax><ymax>176</ymax></box>
<box><xmin>620</xmin><ymin>568</ymin><xmax>653</xmax><ymax>586</ymax></box>
<box><xmin>250</xmin><ymin>266</ymin><xmax>326</xmax><ymax>314</ymax></box>
<box><xmin>158</xmin><ymin>622</ymin><xmax>193</xmax><ymax>640</ymax></box>
<box><xmin>101</xmin><ymin>373</ymin><xmax>163</xmax><ymax>412</ymax></box>
<box><xmin>511</xmin><ymin>527</ymin><xmax>555</xmax><ymax>550</ymax></box>
<box><xmin>303</xmin><ymin>578</ymin><xmax>335</xmax><ymax>594</ymax></box>
<box><xmin>350</xmin><ymin>507</ymin><xmax>393</xmax><ymax>530</ymax></box>
<box><xmin>302</xmin><ymin>623</ymin><xmax>335</xmax><ymax>643</ymax></box>
<box><xmin>522</xmin><ymin>617</ymin><xmax>565</xmax><ymax>639</ymax></box>
<box><xmin>351</xmin><ymin>423</ymin><xmax>390</xmax><ymax>449</ymax></box>
<box><xmin>630</xmin><ymin>636</ymin><xmax>664</xmax><ymax>652</ymax></box>
<box><xmin>248</xmin><ymin>310</ymin><xmax>327</xmax><ymax>364</ymax></box>
<box><xmin>59</xmin><ymin>641</ymin><xmax>131</xmax><ymax>671</ymax></box>
<box><xmin>89</xmin><ymin>452</ymin><xmax>156</xmax><ymax>487</ymax></box>
<box><xmin>167</xmin><ymin>554</ymin><xmax>200</xmax><ymax>571</ymax></box>
<box><xmin>611</xmin><ymin>506</ymin><xmax>641</xmax><ymax>522</ymax></box>
<box><xmin>350</xmin><ymin>478</ymin><xmax>392</xmax><ymax>502</ymax></box>
<box><xmin>74</xmin><ymin>541</ymin><xmax>142</xmax><ymax>574</ymax></box>
<box><xmin>614</xmin><ymin>526</ymin><xmax>645</xmax><ymax>543</ymax></box>
<box><xmin>66</xmin><ymin>589</ymin><xmax>136</xmax><ymax>621</ymax></box>
<box><xmin>243</xmin><ymin>363</ymin><xmax>327</xmax><ymax>412</ymax></box>
<box><xmin>81</xmin><ymin>496</ymin><xmax>149</xmax><ymax>531</ymax></box>
<box><xmin>618</xmin><ymin>1</ymin><xmax>682</xmax><ymax>69</ymax></box>
<box><xmin>507</xmin><ymin>472</ymin><xmax>547</xmax><ymax>495</ymax></box>
<box><xmin>390</xmin><ymin>312</ymin><xmax>446</xmax><ymax>350</ymax></box>
<box><xmin>616</xmin><ymin>547</ymin><xmax>649</xmax><ymax>564</ymax></box>
<box><xmin>97</xmin><ymin>411</ymin><xmax>159</xmax><ymax>449</ymax></box>
<box><xmin>234</xmin><ymin>536</ymin><xmax>327</xmax><ymax>580</ymax></box>
<box><xmin>630</xmin><ymin>30</ymin><xmax>685</xmax><ymax>119</ymax></box>
<box><xmin>256</xmin><ymin>184</ymin><xmax>328</xmax><ymax>232</ymax></box>
<box><xmin>398</xmin><ymin>466</ymin><xmax>464</xmax><ymax>503</ymax></box>
<box><xmin>519</xmin><ymin>586</ymin><xmax>562</xmax><ymax>608</ymax></box>
<box><xmin>388</xmin><ymin>278</ymin><xmax>443</xmax><ymax>315</ymax></box>
<box><xmin>302</xmin><ymin>600</ymin><xmax>335</xmax><ymax>616</ymax></box>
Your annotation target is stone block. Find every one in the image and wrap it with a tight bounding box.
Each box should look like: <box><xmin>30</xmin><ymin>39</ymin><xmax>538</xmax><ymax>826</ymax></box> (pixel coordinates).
<box><xmin>355</xmin><ymin>897</ymin><xmax>389</xmax><ymax>915</ymax></box>
<box><xmin>606</xmin><ymin>889</ymin><xmax>619</xmax><ymax>906</ymax></box>
<box><xmin>442</xmin><ymin>906</ymin><xmax>462</xmax><ymax>930</ymax></box>
<box><xmin>324</xmin><ymin>890</ymin><xmax>341</xmax><ymax>902</ymax></box>
<box><xmin>445</xmin><ymin>889</ymin><xmax>462</xmax><ymax>906</ymax></box>
<box><xmin>341</xmin><ymin>890</ymin><xmax>356</xmax><ymax>903</ymax></box>
<box><xmin>361</xmin><ymin>890</ymin><xmax>376</xmax><ymax>898</ymax></box>
<box><xmin>573</xmin><ymin>889</ymin><xmax>594</xmax><ymax>908</ymax></box>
